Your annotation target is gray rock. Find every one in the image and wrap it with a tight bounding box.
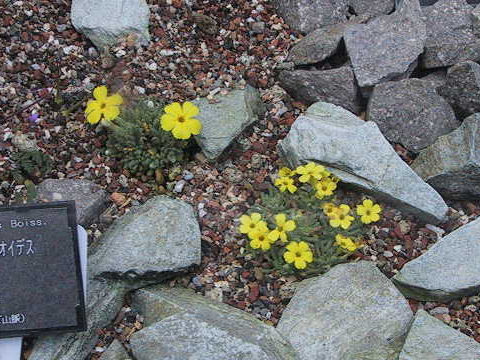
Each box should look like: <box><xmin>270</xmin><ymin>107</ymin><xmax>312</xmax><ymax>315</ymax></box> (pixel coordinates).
<box><xmin>193</xmin><ymin>86</ymin><xmax>265</xmax><ymax>160</ymax></box>
<box><xmin>36</xmin><ymin>179</ymin><xmax>108</xmax><ymax>227</ymax></box>
<box><xmin>29</xmin><ymin>279</ymin><xmax>126</xmax><ymax>360</ymax></box>
<box><xmin>344</xmin><ymin>0</ymin><xmax>427</xmax><ymax>92</ymax></box>
<box><xmin>71</xmin><ymin>0</ymin><xmax>150</xmax><ymax>50</ymax></box>
<box><xmin>11</xmin><ymin>133</ymin><xmax>39</xmax><ymax>151</ymax></box>
<box><xmin>278</xmin><ymin>66</ymin><xmax>361</xmax><ymax>114</ymax></box>
<box><xmin>348</xmin><ymin>0</ymin><xmax>395</xmax><ymax>18</ymax></box>
<box><xmin>438</xmin><ymin>61</ymin><xmax>480</xmax><ymax>119</ymax></box>
<box><xmin>421</xmin><ymin>69</ymin><xmax>447</xmax><ymax>89</ymax></box>
<box><xmin>367</xmin><ymin>78</ymin><xmax>460</xmax><ymax>152</ymax></box>
<box><xmin>277</xmin><ymin>261</ymin><xmax>413</xmax><ymax>360</ymax></box>
<box><xmin>472</xmin><ymin>5</ymin><xmax>480</xmax><ymax>37</ymax></box>
<box><xmin>278</xmin><ymin>102</ymin><xmax>448</xmax><ymax>224</ymax></box>
<box><xmin>399</xmin><ymin>310</ymin><xmax>480</xmax><ymax>360</ymax></box>
<box><xmin>88</xmin><ymin>196</ymin><xmax>201</xmax><ymax>281</ymax></box>
<box><xmin>412</xmin><ymin>114</ymin><xmax>480</xmax><ymax>200</ymax></box>
<box><xmin>102</xmin><ymin>340</ymin><xmax>131</xmax><ymax>360</ymax></box>
<box><xmin>420</xmin><ymin>0</ymin><xmax>480</xmax><ymax>69</ymax></box>
<box><xmin>272</xmin><ymin>0</ymin><xmax>348</xmax><ymax>34</ymax></box>
<box><xmin>393</xmin><ymin>217</ymin><xmax>480</xmax><ymax>301</ymax></box>
<box><xmin>130</xmin><ymin>286</ymin><xmax>298</xmax><ymax>360</ymax></box>
<box><xmin>286</xmin><ymin>19</ymin><xmax>365</xmax><ymax>66</ymax></box>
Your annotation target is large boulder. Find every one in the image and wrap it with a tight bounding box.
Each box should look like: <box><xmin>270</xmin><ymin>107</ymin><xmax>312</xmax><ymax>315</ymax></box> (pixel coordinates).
<box><xmin>438</xmin><ymin>61</ymin><xmax>480</xmax><ymax>119</ymax></box>
<box><xmin>277</xmin><ymin>262</ymin><xmax>413</xmax><ymax>360</ymax></box>
<box><xmin>278</xmin><ymin>102</ymin><xmax>448</xmax><ymax>224</ymax></box>
<box><xmin>393</xmin><ymin>217</ymin><xmax>480</xmax><ymax>302</ymax></box>
<box><xmin>420</xmin><ymin>0</ymin><xmax>480</xmax><ymax>69</ymax></box>
<box><xmin>344</xmin><ymin>0</ymin><xmax>426</xmax><ymax>93</ymax></box>
<box><xmin>367</xmin><ymin>78</ymin><xmax>459</xmax><ymax>152</ymax></box>
<box><xmin>193</xmin><ymin>86</ymin><xmax>266</xmax><ymax>160</ymax></box>
<box><xmin>348</xmin><ymin>0</ymin><xmax>395</xmax><ymax>18</ymax></box>
<box><xmin>88</xmin><ymin>196</ymin><xmax>201</xmax><ymax>282</ymax></box>
<box><xmin>272</xmin><ymin>0</ymin><xmax>348</xmax><ymax>34</ymax></box>
<box><xmin>278</xmin><ymin>66</ymin><xmax>361</xmax><ymax>114</ymax></box>
<box><xmin>28</xmin><ymin>279</ymin><xmax>127</xmax><ymax>360</ymax></box>
<box><xmin>71</xmin><ymin>0</ymin><xmax>150</xmax><ymax>50</ymax></box>
<box><xmin>36</xmin><ymin>179</ymin><xmax>108</xmax><ymax>227</ymax></box>
<box><xmin>412</xmin><ymin>113</ymin><xmax>480</xmax><ymax>200</ymax></box>
<box><xmin>399</xmin><ymin>310</ymin><xmax>480</xmax><ymax>360</ymax></box>
<box><xmin>130</xmin><ymin>286</ymin><xmax>299</xmax><ymax>360</ymax></box>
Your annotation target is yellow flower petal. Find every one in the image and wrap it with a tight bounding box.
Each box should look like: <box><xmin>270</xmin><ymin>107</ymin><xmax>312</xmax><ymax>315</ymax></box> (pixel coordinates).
<box><xmin>93</xmin><ymin>86</ymin><xmax>108</xmax><ymax>101</ymax></box>
<box><xmin>372</xmin><ymin>204</ymin><xmax>382</xmax><ymax>213</ymax></box>
<box><xmin>186</xmin><ymin>118</ymin><xmax>202</xmax><ymax>135</ymax></box>
<box><xmin>85</xmin><ymin>100</ymin><xmax>100</xmax><ymax>113</ymax></box>
<box><xmin>250</xmin><ymin>239</ymin><xmax>260</xmax><ymax>249</ymax></box>
<box><xmin>182</xmin><ymin>101</ymin><xmax>199</xmax><ymax>117</ymax></box>
<box><xmin>164</xmin><ymin>102</ymin><xmax>183</xmax><ymax>116</ymax></box>
<box><xmin>86</xmin><ymin>109</ymin><xmax>102</xmax><ymax>124</ymax></box>
<box><xmin>283</xmin><ymin>220</ymin><xmax>296</xmax><ymax>232</ymax></box>
<box><xmin>268</xmin><ymin>230</ymin><xmax>280</xmax><ymax>242</ymax></box>
<box><xmin>105</xmin><ymin>93</ymin><xmax>123</xmax><ymax>106</ymax></box>
<box><xmin>161</xmin><ymin>113</ymin><xmax>177</xmax><ymax>131</ymax></box>
<box><xmin>363</xmin><ymin>199</ymin><xmax>373</xmax><ymax>208</ymax></box>
<box><xmin>275</xmin><ymin>213</ymin><xmax>287</xmax><ymax>226</ymax></box>
<box><xmin>103</xmin><ymin>105</ymin><xmax>120</xmax><ymax>120</ymax></box>
<box><xmin>172</xmin><ymin>123</ymin><xmax>191</xmax><ymax>140</ymax></box>
<box><xmin>250</xmin><ymin>213</ymin><xmax>262</xmax><ymax>223</ymax></box>
<box><xmin>298</xmin><ymin>242</ymin><xmax>310</xmax><ymax>252</ymax></box>
<box><xmin>284</xmin><ymin>251</ymin><xmax>295</xmax><ymax>263</ymax></box>
<box><xmin>294</xmin><ymin>258</ymin><xmax>307</xmax><ymax>269</ymax></box>
<box><xmin>286</xmin><ymin>242</ymin><xmax>299</xmax><ymax>252</ymax></box>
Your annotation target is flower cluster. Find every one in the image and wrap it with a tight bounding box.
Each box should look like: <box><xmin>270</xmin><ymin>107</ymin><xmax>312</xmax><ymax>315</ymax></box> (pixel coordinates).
<box><xmin>85</xmin><ymin>86</ymin><xmax>202</xmax><ymax>141</ymax></box>
<box><xmin>239</xmin><ymin>161</ymin><xmax>383</xmax><ymax>276</ymax></box>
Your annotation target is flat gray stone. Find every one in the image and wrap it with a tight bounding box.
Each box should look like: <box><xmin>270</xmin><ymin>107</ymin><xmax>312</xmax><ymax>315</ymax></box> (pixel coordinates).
<box><xmin>399</xmin><ymin>310</ymin><xmax>480</xmax><ymax>360</ymax></box>
<box><xmin>393</xmin><ymin>217</ymin><xmax>480</xmax><ymax>301</ymax></box>
<box><xmin>278</xmin><ymin>102</ymin><xmax>448</xmax><ymax>224</ymax></box>
<box><xmin>278</xmin><ymin>66</ymin><xmax>361</xmax><ymax>114</ymax></box>
<box><xmin>193</xmin><ymin>86</ymin><xmax>265</xmax><ymax>160</ymax></box>
<box><xmin>28</xmin><ymin>279</ymin><xmax>127</xmax><ymax>360</ymax></box>
<box><xmin>286</xmin><ymin>19</ymin><xmax>366</xmax><ymax>66</ymax></box>
<box><xmin>412</xmin><ymin>113</ymin><xmax>480</xmax><ymax>200</ymax></box>
<box><xmin>88</xmin><ymin>196</ymin><xmax>201</xmax><ymax>281</ymax></box>
<box><xmin>367</xmin><ymin>78</ymin><xmax>460</xmax><ymax>152</ymax></box>
<box><xmin>277</xmin><ymin>261</ymin><xmax>413</xmax><ymax>360</ymax></box>
<box><xmin>344</xmin><ymin>0</ymin><xmax>426</xmax><ymax>91</ymax></box>
<box><xmin>438</xmin><ymin>60</ymin><xmax>480</xmax><ymax>119</ymax></box>
<box><xmin>130</xmin><ymin>286</ymin><xmax>299</xmax><ymax>360</ymax></box>
<box><xmin>472</xmin><ymin>5</ymin><xmax>480</xmax><ymax>37</ymax></box>
<box><xmin>272</xmin><ymin>0</ymin><xmax>348</xmax><ymax>34</ymax></box>
<box><xmin>11</xmin><ymin>133</ymin><xmax>39</xmax><ymax>151</ymax></box>
<box><xmin>71</xmin><ymin>0</ymin><xmax>150</xmax><ymax>50</ymax></box>
<box><xmin>420</xmin><ymin>0</ymin><xmax>480</xmax><ymax>69</ymax></box>
<box><xmin>102</xmin><ymin>340</ymin><xmax>131</xmax><ymax>360</ymax></box>
<box><xmin>36</xmin><ymin>179</ymin><xmax>108</xmax><ymax>227</ymax></box>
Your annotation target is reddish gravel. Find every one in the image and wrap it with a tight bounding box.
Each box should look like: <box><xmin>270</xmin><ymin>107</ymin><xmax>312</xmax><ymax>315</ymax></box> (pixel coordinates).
<box><xmin>1</xmin><ymin>0</ymin><xmax>480</xmax><ymax>358</ymax></box>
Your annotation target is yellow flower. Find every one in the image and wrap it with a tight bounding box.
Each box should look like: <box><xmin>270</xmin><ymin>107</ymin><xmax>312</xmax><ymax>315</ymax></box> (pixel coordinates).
<box><xmin>283</xmin><ymin>241</ymin><xmax>313</xmax><ymax>270</ymax></box>
<box><xmin>329</xmin><ymin>204</ymin><xmax>355</xmax><ymax>229</ymax></box>
<box><xmin>279</xmin><ymin>167</ymin><xmax>295</xmax><ymax>177</ymax></box>
<box><xmin>314</xmin><ymin>178</ymin><xmax>337</xmax><ymax>199</ymax></box>
<box><xmin>238</xmin><ymin>213</ymin><xmax>268</xmax><ymax>237</ymax></box>
<box><xmin>160</xmin><ymin>102</ymin><xmax>202</xmax><ymax>140</ymax></box>
<box><xmin>295</xmin><ymin>162</ymin><xmax>325</xmax><ymax>183</ymax></box>
<box><xmin>268</xmin><ymin>213</ymin><xmax>296</xmax><ymax>242</ymax></box>
<box><xmin>85</xmin><ymin>86</ymin><xmax>123</xmax><ymax>124</ymax></box>
<box><xmin>335</xmin><ymin>234</ymin><xmax>360</xmax><ymax>252</ymax></box>
<box><xmin>322</xmin><ymin>202</ymin><xmax>337</xmax><ymax>217</ymax></box>
<box><xmin>250</xmin><ymin>230</ymin><xmax>272</xmax><ymax>251</ymax></box>
<box><xmin>356</xmin><ymin>199</ymin><xmax>382</xmax><ymax>224</ymax></box>
<box><xmin>275</xmin><ymin>177</ymin><xmax>297</xmax><ymax>193</ymax></box>
<box><xmin>330</xmin><ymin>175</ymin><xmax>340</xmax><ymax>183</ymax></box>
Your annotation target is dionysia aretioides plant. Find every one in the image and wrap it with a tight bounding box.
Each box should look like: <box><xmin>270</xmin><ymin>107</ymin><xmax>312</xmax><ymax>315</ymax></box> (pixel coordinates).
<box><xmin>238</xmin><ymin>162</ymin><xmax>382</xmax><ymax>277</ymax></box>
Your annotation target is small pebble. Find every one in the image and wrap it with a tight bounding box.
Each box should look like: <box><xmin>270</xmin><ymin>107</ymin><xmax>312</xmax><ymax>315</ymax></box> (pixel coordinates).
<box><xmin>174</xmin><ymin>180</ymin><xmax>186</xmax><ymax>193</ymax></box>
<box><xmin>430</xmin><ymin>306</ymin><xmax>449</xmax><ymax>316</ymax></box>
<box><xmin>183</xmin><ymin>170</ymin><xmax>194</xmax><ymax>181</ymax></box>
